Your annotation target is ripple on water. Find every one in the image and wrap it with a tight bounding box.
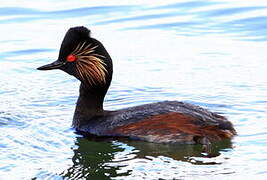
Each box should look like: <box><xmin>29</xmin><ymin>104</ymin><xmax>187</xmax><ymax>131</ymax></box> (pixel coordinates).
<box><xmin>1</xmin><ymin>0</ymin><xmax>267</xmax><ymax>179</ymax></box>
<box><xmin>0</xmin><ymin>112</ymin><xmax>27</xmax><ymax>127</ymax></box>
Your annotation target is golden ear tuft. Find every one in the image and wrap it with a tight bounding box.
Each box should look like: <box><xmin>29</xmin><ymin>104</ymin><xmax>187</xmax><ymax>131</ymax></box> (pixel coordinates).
<box><xmin>71</xmin><ymin>42</ymin><xmax>107</xmax><ymax>86</ymax></box>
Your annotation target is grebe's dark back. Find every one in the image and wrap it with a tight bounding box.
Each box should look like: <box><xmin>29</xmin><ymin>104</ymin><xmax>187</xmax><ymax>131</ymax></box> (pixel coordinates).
<box><xmin>37</xmin><ymin>26</ymin><xmax>236</xmax><ymax>144</ymax></box>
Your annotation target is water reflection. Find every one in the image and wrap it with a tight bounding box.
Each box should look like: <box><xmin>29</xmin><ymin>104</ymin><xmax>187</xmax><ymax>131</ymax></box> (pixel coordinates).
<box><xmin>124</xmin><ymin>139</ymin><xmax>233</xmax><ymax>164</ymax></box>
<box><xmin>61</xmin><ymin>136</ymin><xmax>233</xmax><ymax>179</ymax></box>
<box><xmin>61</xmin><ymin>137</ymin><xmax>130</xmax><ymax>179</ymax></box>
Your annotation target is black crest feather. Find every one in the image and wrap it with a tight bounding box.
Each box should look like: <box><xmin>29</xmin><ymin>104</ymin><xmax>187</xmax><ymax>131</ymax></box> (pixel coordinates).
<box><xmin>58</xmin><ymin>26</ymin><xmax>91</xmax><ymax>61</ymax></box>
<box><xmin>69</xmin><ymin>26</ymin><xmax>91</xmax><ymax>38</ymax></box>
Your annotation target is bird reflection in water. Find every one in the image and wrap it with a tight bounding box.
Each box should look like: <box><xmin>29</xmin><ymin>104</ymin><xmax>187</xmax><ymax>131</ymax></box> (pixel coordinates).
<box><xmin>60</xmin><ymin>136</ymin><xmax>233</xmax><ymax>179</ymax></box>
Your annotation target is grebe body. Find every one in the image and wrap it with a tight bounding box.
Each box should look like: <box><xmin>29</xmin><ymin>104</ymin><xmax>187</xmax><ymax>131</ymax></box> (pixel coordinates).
<box><xmin>37</xmin><ymin>26</ymin><xmax>236</xmax><ymax>144</ymax></box>
<box><xmin>75</xmin><ymin>101</ymin><xmax>235</xmax><ymax>144</ymax></box>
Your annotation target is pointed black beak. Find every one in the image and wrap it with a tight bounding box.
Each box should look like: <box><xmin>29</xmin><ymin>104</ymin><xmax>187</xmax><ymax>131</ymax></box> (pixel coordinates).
<box><xmin>37</xmin><ymin>60</ymin><xmax>66</xmax><ymax>70</ymax></box>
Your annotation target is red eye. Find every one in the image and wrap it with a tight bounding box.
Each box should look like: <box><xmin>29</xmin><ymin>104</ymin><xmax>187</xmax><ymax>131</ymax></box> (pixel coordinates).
<box><xmin>67</xmin><ymin>54</ymin><xmax>77</xmax><ymax>62</ymax></box>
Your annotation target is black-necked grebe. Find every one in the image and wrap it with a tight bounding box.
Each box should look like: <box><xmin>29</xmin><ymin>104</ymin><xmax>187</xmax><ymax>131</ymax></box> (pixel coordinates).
<box><xmin>37</xmin><ymin>26</ymin><xmax>236</xmax><ymax>145</ymax></box>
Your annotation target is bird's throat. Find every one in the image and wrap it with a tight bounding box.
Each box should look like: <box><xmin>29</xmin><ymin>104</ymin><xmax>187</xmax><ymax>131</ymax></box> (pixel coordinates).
<box><xmin>72</xmin><ymin>83</ymin><xmax>106</xmax><ymax>128</ymax></box>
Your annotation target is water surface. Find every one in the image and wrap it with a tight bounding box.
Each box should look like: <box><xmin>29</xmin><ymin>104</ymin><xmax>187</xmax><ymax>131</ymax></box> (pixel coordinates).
<box><xmin>1</xmin><ymin>0</ymin><xmax>267</xmax><ymax>179</ymax></box>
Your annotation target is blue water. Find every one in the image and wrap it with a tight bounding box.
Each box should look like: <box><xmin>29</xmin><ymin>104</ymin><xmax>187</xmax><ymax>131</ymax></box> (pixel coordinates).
<box><xmin>1</xmin><ymin>0</ymin><xmax>267</xmax><ymax>179</ymax></box>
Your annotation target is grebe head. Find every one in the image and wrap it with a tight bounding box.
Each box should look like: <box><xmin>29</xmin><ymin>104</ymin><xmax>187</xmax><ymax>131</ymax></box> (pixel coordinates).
<box><xmin>37</xmin><ymin>26</ymin><xmax>113</xmax><ymax>89</ymax></box>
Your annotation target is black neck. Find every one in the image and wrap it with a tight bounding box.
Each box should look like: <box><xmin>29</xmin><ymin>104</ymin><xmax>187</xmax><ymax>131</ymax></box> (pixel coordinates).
<box><xmin>72</xmin><ymin>83</ymin><xmax>108</xmax><ymax>127</ymax></box>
